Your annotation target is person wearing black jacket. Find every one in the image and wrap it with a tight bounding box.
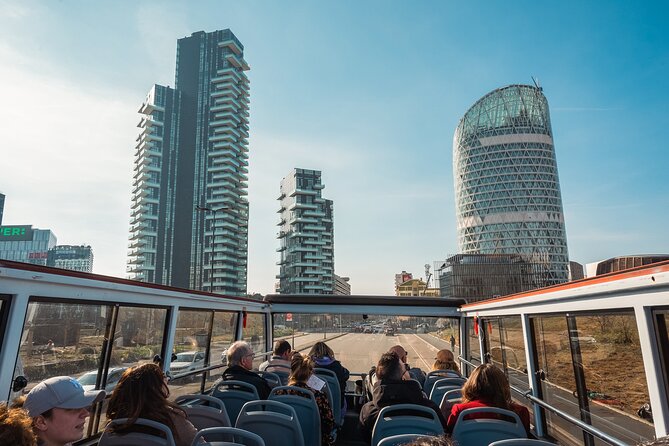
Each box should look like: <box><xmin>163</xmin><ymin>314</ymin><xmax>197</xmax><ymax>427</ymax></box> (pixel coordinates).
<box><xmin>221</xmin><ymin>341</ymin><xmax>271</xmax><ymax>400</ymax></box>
<box><xmin>359</xmin><ymin>352</ymin><xmax>446</xmax><ymax>443</ymax></box>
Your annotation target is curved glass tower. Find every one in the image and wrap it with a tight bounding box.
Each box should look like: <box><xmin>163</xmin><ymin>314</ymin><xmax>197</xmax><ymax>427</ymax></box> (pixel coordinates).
<box><xmin>453</xmin><ymin>85</ymin><xmax>569</xmax><ymax>285</ymax></box>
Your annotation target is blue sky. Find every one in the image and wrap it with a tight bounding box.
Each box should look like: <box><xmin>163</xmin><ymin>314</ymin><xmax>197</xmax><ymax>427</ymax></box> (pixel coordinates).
<box><xmin>0</xmin><ymin>1</ymin><xmax>667</xmax><ymax>294</ymax></box>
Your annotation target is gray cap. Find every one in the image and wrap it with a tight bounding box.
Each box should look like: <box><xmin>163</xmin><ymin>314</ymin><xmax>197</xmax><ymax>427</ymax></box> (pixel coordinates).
<box><xmin>24</xmin><ymin>376</ymin><xmax>106</xmax><ymax>417</ymax></box>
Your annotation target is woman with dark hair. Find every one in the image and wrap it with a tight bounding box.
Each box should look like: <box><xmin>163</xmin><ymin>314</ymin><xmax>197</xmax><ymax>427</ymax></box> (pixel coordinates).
<box><xmin>309</xmin><ymin>341</ymin><xmax>349</xmax><ymax>413</ymax></box>
<box><xmin>273</xmin><ymin>352</ymin><xmax>335</xmax><ymax>446</ymax></box>
<box><xmin>106</xmin><ymin>363</ymin><xmax>197</xmax><ymax>446</ymax></box>
<box><xmin>446</xmin><ymin>363</ymin><xmax>530</xmax><ymax>435</ymax></box>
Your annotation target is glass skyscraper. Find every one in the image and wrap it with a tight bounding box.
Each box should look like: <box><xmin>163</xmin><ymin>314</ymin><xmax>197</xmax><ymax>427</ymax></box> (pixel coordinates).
<box><xmin>453</xmin><ymin>84</ymin><xmax>569</xmax><ymax>286</ymax></box>
<box><xmin>277</xmin><ymin>169</ymin><xmax>334</xmax><ymax>294</ymax></box>
<box><xmin>128</xmin><ymin>30</ymin><xmax>250</xmax><ymax>296</ymax></box>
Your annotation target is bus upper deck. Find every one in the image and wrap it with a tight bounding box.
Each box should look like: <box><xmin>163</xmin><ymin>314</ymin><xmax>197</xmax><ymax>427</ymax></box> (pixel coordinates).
<box><xmin>0</xmin><ymin>258</ymin><xmax>668</xmax><ymax>445</ymax></box>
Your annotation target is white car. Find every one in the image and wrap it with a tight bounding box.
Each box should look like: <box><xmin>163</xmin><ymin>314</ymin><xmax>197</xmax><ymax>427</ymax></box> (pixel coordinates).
<box><xmin>77</xmin><ymin>367</ymin><xmax>127</xmax><ymax>392</ymax></box>
<box><xmin>170</xmin><ymin>351</ymin><xmax>206</xmax><ymax>374</ymax></box>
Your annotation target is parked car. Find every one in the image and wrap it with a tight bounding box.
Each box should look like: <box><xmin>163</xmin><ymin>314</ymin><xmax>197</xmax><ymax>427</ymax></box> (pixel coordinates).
<box><xmin>77</xmin><ymin>367</ymin><xmax>128</xmax><ymax>392</ymax></box>
<box><xmin>385</xmin><ymin>327</ymin><xmax>395</xmax><ymax>336</ymax></box>
<box><xmin>170</xmin><ymin>351</ymin><xmax>205</xmax><ymax>375</ymax></box>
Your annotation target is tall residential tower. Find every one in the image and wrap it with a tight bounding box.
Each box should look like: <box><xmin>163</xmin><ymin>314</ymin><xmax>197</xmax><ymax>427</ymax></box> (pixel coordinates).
<box><xmin>277</xmin><ymin>169</ymin><xmax>334</xmax><ymax>294</ymax></box>
<box><xmin>128</xmin><ymin>30</ymin><xmax>250</xmax><ymax>296</ymax></box>
<box><xmin>453</xmin><ymin>85</ymin><xmax>569</xmax><ymax>286</ymax></box>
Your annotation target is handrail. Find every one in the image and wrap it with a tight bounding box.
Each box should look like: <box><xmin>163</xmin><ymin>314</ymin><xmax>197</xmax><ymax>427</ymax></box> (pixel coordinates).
<box><xmin>458</xmin><ymin>357</ymin><xmax>629</xmax><ymax>446</ymax></box>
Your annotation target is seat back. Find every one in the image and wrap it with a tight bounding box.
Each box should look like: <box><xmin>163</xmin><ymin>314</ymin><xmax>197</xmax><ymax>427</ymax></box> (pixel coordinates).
<box><xmin>257</xmin><ymin>371</ymin><xmax>282</xmax><ymax>388</ymax></box>
<box><xmin>423</xmin><ymin>370</ymin><xmax>462</xmax><ymax>396</ymax></box>
<box><xmin>273</xmin><ymin>370</ymin><xmax>290</xmax><ymax>386</ymax></box>
<box><xmin>175</xmin><ymin>394</ymin><xmax>231</xmax><ymax>431</ymax></box>
<box><xmin>429</xmin><ymin>377</ymin><xmax>464</xmax><ymax>405</ymax></box>
<box><xmin>451</xmin><ymin>407</ymin><xmax>527</xmax><ymax>446</ymax></box>
<box><xmin>99</xmin><ymin>418</ymin><xmax>176</xmax><ymax>446</ymax></box>
<box><xmin>314</xmin><ymin>368</ymin><xmax>342</xmax><ymax>425</ymax></box>
<box><xmin>269</xmin><ymin>386</ymin><xmax>321</xmax><ymax>446</ymax></box>
<box><xmin>438</xmin><ymin>388</ymin><xmax>462</xmax><ymax>414</ymax></box>
<box><xmin>235</xmin><ymin>400</ymin><xmax>305</xmax><ymax>446</ymax></box>
<box><xmin>212</xmin><ymin>380</ymin><xmax>260</xmax><ymax>425</ymax></box>
<box><xmin>377</xmin><ymin>434</ymin><xmax>434</xmax><ymax>446</ymax></box>
<box><xmin>489</xmin><ymin>440</ymin><xmax>555</xmax><ymax>446</ymax></box>
<box><xmin>371</xmin><ymin>404</ymin><xmax>443</xmax><ymax>446</ymax></box>
<box><xmin>191</xmin><ymin>426</ymin><xmax>265</xmax><ymax>446</ymax></box>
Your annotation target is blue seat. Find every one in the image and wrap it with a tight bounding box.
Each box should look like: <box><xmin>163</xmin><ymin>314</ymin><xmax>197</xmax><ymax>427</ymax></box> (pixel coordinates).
<box><xmin>314</xmin><ymin>368</ymin><xmax>342</xmax><ymax>425</ymax></box>
<box><xmin>489</xmin><ymin>440</ymin><xmax>555</xmax><ymax>446</ymax></box>
<box><xmin>99</xmin><ymin>418</ymin><xmax>176</xmax><ymax>446</ymax></box>
<box><xmin>423</xmin><ymin>370</ymin><xmax>462</xmax><ymax>397</ymax></box>
<box><xmin>371</xmin><ymin>404</ymin><xmax>444</xmax><ymax>446</ymax></box>
<box><xmin>235</xmin><ymin>400</ymin><xmax>305</xmax><ymax>446</ymax></box>
<box><xmin>429</xmin><ymin>377</ymin><xmax>465</xmax><ymax>405</ymax></box>
<box><xmin>257</xmin><ymin>371</ymin><xmax>282</xmax><ymax>388</ymax></box>
<box><xmin>175</xmin><ymin>394</ymin><xmax>231</xmax><ymax>431</ymax></box>
<box><xmin>438</xmin><ymin>388</ymin><xmax>462</xmax><ymax>413</ymax></box>
<box><xmin>451</xmin><ymin>407</ymin><xmax>527</xmax><ymax>446</ymax></box>
<box><xmin>212</xmin><ymin>380</ymin><xmax>260</xmax><ymax>425</ymax></box>
<box><xmin>377</xmin><ymin>434</ymin><xmax>435</xmax><ymax>446</ymax></box>
<box><xmin>191</xmin><ymin>426</ymin><xmax>265</xmax><ymax>446</ymax></box>
<box><xmin>269</xmin><ymin>385</ymin><xmax>321</xmax><ymax>446</ymax></box>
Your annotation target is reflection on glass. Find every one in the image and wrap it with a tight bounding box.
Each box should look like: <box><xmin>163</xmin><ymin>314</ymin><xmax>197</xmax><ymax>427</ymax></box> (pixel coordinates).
<box><xmin>204</xmin><ymin>311</ymin><xmax>239</xmax><ymax>387</ymax></box>
<box><xmin>112</xmin><ymin>306</ymin><xmax>167</xmax><ymax>369</ymax></box>
<box><xmin>172</xmin><ymin>310</ymin><xmax>211</xmax><ymax>378</ymax></box>
<box><xmin>467</xmin><ymin>317</ymin><xmax>481</xmax><ymax>365</ymax></box>
<box><xmin>242</xmin><ymin>313</ymin><xmax>266</xmax><ymax>369</ymax></box>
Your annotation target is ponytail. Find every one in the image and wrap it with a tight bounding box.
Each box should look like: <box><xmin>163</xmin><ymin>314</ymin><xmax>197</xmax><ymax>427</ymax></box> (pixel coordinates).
<box><xmin>289</xmin><ymin>352</ymin><xmax>314</xmax><ymax>385</ymax></box>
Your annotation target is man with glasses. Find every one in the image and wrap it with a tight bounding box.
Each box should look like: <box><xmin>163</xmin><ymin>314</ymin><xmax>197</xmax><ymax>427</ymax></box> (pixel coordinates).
<box><xmin>222</xmin><ymin>341</ymin><xmax>271</xmax><ymax>399</ymax></box>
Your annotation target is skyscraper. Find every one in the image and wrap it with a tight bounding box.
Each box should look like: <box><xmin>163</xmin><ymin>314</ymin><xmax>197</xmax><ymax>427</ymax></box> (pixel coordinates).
<box><xmin>453</xmin><ymin>84</ymin><xmax>569</xmax><ymax>286</ymax></box>
<box><xmin>47</xmin><ymin>245</ymin><xmax>94</xmax><ymax>272</ymax></box>
<box><xmin>0</xmin><ymin>225</ymin><xmax>57</xmax><ymax>266</ymax></box>
<box><xmin>277</xmin><ymin>168</ymin><xmax>334</xmax><ymax>294</ymax></box>
<box><xmin>0</xmin><ymin>193</ymin><xmax>5</xmax><ymax>225</ymax></box>
<box><xmin>128</xmin><ymin>29</ymin><xmax>250</xmax><ymax>296</ymax></box>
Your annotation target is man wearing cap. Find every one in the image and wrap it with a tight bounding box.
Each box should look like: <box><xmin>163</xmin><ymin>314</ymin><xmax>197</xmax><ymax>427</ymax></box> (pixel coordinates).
<box><xmin>23</xmin><ymin>376</ymin><xmax>105</xmax><ymax>446</ymax></box>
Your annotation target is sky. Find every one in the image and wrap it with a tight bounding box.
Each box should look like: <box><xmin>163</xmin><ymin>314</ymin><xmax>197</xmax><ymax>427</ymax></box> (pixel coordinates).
<box><xmin>0</xmin><ymin>0</ymin><xmax>668</xmax><ymax>295</ymax></box>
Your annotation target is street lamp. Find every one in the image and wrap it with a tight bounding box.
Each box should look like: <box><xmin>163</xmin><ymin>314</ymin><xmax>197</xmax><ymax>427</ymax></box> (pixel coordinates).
<box><xmin>195</xmin><ymin>205</ymin><xmax>230</xmax><ymax>292</ymax></box>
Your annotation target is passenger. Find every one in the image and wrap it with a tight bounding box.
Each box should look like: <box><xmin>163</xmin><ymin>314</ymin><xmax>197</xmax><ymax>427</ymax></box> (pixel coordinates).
<box><xmin>222</xmin><ymin>340</ymin><xmax>271</xmax><ymax>399</ymax></box>
<box><xmin>0</xmin><ymin>402</ymin><xmax>37</xmax><ymax>446</ymax></box>
<box><xmin>106</xmin><ymin>363</ymin><xmax>197</xmax><ymax>446</ymax></box>
<box><xmin>309</xmin><ymin>341</ymin><xmax>350</xmax><ymax>412</ymax></box>
<box><xmin>21</xmin><ymin>376</ymin><xmax>106</xmax><ymax>446</ymax></box>
<box><xmin>403</xmin><ymin>435</ymin><xmax>454</xmax><ymax>446</ymax></box>
<box><xmin>432</xmin><ymin>349</ymin><xmax>460</xmax><ymax>375</ymax></box>
<box><xmin>446</xmin><ymin>363</ymin><xmax>530</xmax><ymax>435</ymax></box>
<box><xmin>273</xmin><ymin>352</ymin><xmax>335</xmax><ymax>446</ymax></box>
<box><xmin>389</xmin><ymin>344</ymin><xmax>426</xmax><ymax>385</ymax></box>
<box><xmin>359</xmin><ymin>352</ymin><xmax>447</xmax><ymax>443</ymax></box>
<box><xmin>259</xmin><ymin>339</ymin><xmax>292</xmax><ymax>372</ymax></box>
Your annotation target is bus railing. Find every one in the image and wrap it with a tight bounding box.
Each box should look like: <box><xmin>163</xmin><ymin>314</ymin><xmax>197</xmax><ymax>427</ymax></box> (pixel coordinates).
<box><xmin>458</xmin><ymin>357</ymin><xmax>629</xmax><ymax>446</ymax></box>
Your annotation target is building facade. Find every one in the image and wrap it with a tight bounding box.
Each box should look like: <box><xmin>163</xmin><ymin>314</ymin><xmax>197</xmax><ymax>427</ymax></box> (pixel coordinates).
<box><xmin>569</xmin><ymin>261</ymin><xmax>585</xmax><ymax>281</ymax></box>
<box><xmin>333</xmin><ymin>274</ymin><xmax>351</xmax><ymax>295</ymax></box>
<box><xmin>395</xmin><ymin>279</ymin><xmax>440</xmax><ymax>297</ymax></box>
<box><xmin>47</xmin><ymin>245</ymin><xmax>94</xmax><ymax>273</ymax></box>
<box><xmin>394</xmin><ymin>271</ymin><xmax>413</xmax><ymax>288</ymax></box>
<box><xmin>0</xmin><ymin>225</ymin><xmax>57</xmax><ymax>266</ymax></box>
<box><xmin>454</xmin><ymin>84</ymin><xmax>569</xmax><ymax>287</ymax></box>
<box><xmin>586</xmin><ymin>255</ymin><xmax>669</xmax><ymax>277</ymax></box>
<box><xmin>128</xmin><ymin>29</ymin><xmax>250</xmax><ymax>296</ymax></box>
<box><xmin>0</xmin><ymin>193</ymin><xmax>4</xmax><ymax>226</ymax></box>
<box><xmin>277</xmin><ymin>168</ymin><xmax>334</xmax><ymax>294</ymax></box>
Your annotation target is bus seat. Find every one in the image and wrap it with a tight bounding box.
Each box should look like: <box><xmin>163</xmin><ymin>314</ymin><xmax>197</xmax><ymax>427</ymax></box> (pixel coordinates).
<box><xmin>269</xmin><ymin>385</ymin><xmax>321</xmax><ymax>446</ymax></box>
<box><xmin>257</xmin><ymin>371</ymin><xmax>282</xmax><ymax>388</ymax></box>
<box><xmin>371</xmin><ymin>404</ymin><xmax>443</xmax><ymax>446</ymax></box>
<box><xmin>99</xmin><ymin>418</ymin><xmax>176</xmax><ymax>446</ymax></box>
<box><xmin>191</xmin><ymin>426</ymin><xmax>265</xmax><ymax>446</ymax></box>
<box><xmin>377</xmin><ymin>434</ymin><xmax>435</xmax><ymax>446</ymax></box>
<box><xmin>175</xmin><ymin>394</ymin><xmax>231</xmax><ymax>431</ymax></box>
<box><xmin>235</xmin><ymin>400</ymin><xmax>305</xmax><ymax>446</ymax></box>
<box><xmin>423</xmin><ymin>372</ymin><xmax>465</xmax><ymax>396</ymax></box>
<box><xmin>439</xmin><ymin>388</ymin><xmax>462</xmax><ymax>414</ymax></box>
<box><xmin>212</xmin><ymin>380</ymin><xmax>260</xmax><ymax>425</ymax></box>
<box><xmin>429</xmin><ymin>381</ymin><xmax>461</xmax><ymax>406</ymax></box>
<box><xmin>314</xmin><ymin>368</ymin><xmax>342</xmax><ymax>426</ymax></box>
<box><xmin>451</xmin><ymin>407</ymin><xmax>527</xmax><ymax>446</ymax></box>
<box><xmin>489</xmin><ymin>439</ymin><xmax>555</xmax><ymax>446</ymax></box>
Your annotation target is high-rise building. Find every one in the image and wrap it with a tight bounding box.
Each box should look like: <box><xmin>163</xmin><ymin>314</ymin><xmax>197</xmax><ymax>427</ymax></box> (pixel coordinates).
<box><xmin>47</xmin><ymin>245</ymin><xmax>94</xmax><ymax>273</ymax></box>
<box><xmin>569</xmin><ymin>261</ymin><xmax>585</xmax><ymax>281</ymax></box>
<box><xmin>0</xmin><ymin>193</ymin><xmax>5</xmax><ymax>225</ymax></box>
<box><xmin>0</xmin><ymin>225</ymin><xmax>57</xmax><ymax>266</ymax></box>
<box><xmin>586</xmin><ymin>255</ymin><xmax>669</xmax><ymax>277</ymax></box>
<box><xmin>333</xmin><ymin>274</ymin><xmax>351</xmax><ymax>295</ymax></box>
<box><xmin>277</xmin><ymin>168</ymin><xmax>334</xmax><ymax>294</ymax></box>
<box><xmin>128</xmin><ymin>29</ymin><xmax>250</xmax><ymax>296</ymax></box>
<box><xmin>454</xmin><ymin>84</ymin><xmax>569</xmax><ymax>286</ymax></box>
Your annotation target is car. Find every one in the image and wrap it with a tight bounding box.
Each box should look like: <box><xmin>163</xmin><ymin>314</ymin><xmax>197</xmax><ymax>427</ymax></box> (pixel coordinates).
<box><xmin>363</xmin><ymin>326</ymin><xmax>373</xmax><ymax>333</ymax></box>
<box><xmin>77</xmin><ymin>367</ymin><xmax>128</xmax><ymax>392</ymax></box>
<box><xmin>385</xmin><ymin>327</ymin><xmax>395</xmax><ymax>336</ymax></box>
<box><xmin>561</xmin><ymin>330</ymin><xmax>596</xmax><ymax>348</ymax></box>
<box><xmin>170</xmin><ymin>351</ymin><xmax>205</xmax><ymax>374</ymax></box>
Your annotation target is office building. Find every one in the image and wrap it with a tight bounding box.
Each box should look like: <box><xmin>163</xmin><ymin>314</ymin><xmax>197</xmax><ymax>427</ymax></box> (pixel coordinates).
<box><xmin>47</xmin><ymin>245</ymin><xmax>94</xmax><ymax>273</ymax></box>
<box><xmin>0</xmin><ymin>193</ymin><xmax>4</xmax><ymax>225</ymax></box>
<box><xmin>333</xmin><ymin>274</ymin><xmax>351</xmax><ymax>295</ymax></box>
<box><xmin>128</xmin><ymin>29</ymin><xmax>250</xmax><ymax>296</ymax></box>
<box><xmin>586</xmin><ymin>255</ymin><xmax>669</xmax><ymax>277</ymax></box>
<box><xmin>569</xmin><ymin>261</ymin><xmax>585</xmax><ymax>281</ymax></box>
<box><xmin>454</xmin><ymin>84</ymin><xmax>570</xmax><ymax>287</ymax></box>
<box><xmin>0</xmin><ymin>225</ymin><xmax>57</xmax><ymax>266</ymax></box>
<box><xmin>277</xmin><ymin>168</ymin><xmax>334</xmax><ymax>294</ymax></box>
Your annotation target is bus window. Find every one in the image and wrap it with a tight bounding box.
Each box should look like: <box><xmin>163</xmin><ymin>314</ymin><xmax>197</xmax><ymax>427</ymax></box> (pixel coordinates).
<box><xmin>466</xmin><ymin>317</ymin><xmax>481</xmax><ymax>370</ymax></box>
<box><xmin>654</xmin><ymin>308</ymin><xmax>669</xmax><ymax>416</ymax></box>
<box><xmin>169</xmin><ymin>309</ymin><xmax>212</xmax><ymax>397</ymax></box>
<box><xmin>484</xmin><ymin>316</ymin><xmax>529</xmax><ymax>393</ymax></box>
<box><xmin>242</xmin><ymin>313</ymin><xmax>266</xmax><ymax>368</ymax></box>
<box><xmin>573</xmin><ymin>312</ymin><xmax>654</xmax><ymax>445</ymax></box>
<box><xmin>205</xmin><ymin>311</ymin><xmax>239</xmax><ymax>387</ymax></box>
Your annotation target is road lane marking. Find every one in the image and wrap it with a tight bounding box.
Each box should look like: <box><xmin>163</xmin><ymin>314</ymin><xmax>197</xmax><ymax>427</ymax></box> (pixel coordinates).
<box><xmin>402</xmin><ymin>334</ymin><xmax>432</xmax><ymax>370</ymax></box>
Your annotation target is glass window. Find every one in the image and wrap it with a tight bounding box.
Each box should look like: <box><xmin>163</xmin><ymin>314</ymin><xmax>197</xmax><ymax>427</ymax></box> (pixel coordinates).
<box><xmin>204</xmin><ymin>311</ymin><xmax>239</xmax><ymax>388</ymax></box>
<box><xmin>466</xmin><ymin>317</ymin><xmax>481</xmax><ymax>371</ymax></box>
<box><xmin>168</xmin><ymin>309</ymin><xmax>212</xmax><ymax>398</ymax></box>
<box><xmin>242</xmin><ymin>312</ymin><xmax>266</xmax><ymax>369</ymax></box>
<box><xmin>654</xmin><ymin>309</ymin><xmax>669</xmax><ymax>414</ymax></box>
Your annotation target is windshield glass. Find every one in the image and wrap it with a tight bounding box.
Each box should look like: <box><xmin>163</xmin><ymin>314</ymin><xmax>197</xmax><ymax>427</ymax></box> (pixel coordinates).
<box><xmin>77</xmin><ymin>372</ymin><xmax>97</xmax><ymax>385</ymax></box>
<box><xmin>175</xmin><ymin>353</ymin><xmax>194</xmax><ymax>363</ymax></box>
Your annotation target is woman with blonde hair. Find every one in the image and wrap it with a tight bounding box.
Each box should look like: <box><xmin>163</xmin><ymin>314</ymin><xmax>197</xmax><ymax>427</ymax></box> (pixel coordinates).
<box><xmin>432</xmin><ymin>349</ymin><xmax>460</xmax><ymax>374</ymax></box>
<box><xmin>446</xmin><ymin>363</ymin><xmax>530</xmax><ymax>434</ymax></box>
<box><xmin>273</xmin><ymin>352</ymin><xmax>335</xmax><ymax>446</ymax></box>
<box><xmin>0</xmin><ymin>402</ymin><xmax>37</xmax><ymax>446</ymax></box>
<box><xmin>106</xmin><ymin>363</ymin><xmax>197</xmax><ymax>446</ymax></box>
